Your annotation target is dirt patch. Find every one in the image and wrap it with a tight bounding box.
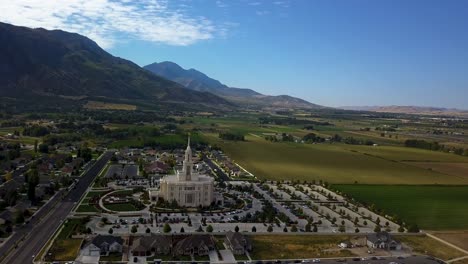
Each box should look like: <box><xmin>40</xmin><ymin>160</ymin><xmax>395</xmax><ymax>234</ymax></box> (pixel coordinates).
<box><xmin>432</xmin><ymin>231</ymin><xmax>468</xmax><ymax>251</ymax></box>
<box><xmin>405</xmin><ymin>162</ymin><xmax>468</xmax><ymax>179</ymax></box>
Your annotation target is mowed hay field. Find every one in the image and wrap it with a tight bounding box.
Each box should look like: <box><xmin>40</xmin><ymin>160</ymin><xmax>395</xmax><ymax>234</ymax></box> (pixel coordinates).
<box><xmin>333</xmin><ymin>185</ymin><xmax>468</xmax><ymax>230</ymax></box>
<box><xmin>205</xmin><ymin>134</ymin><xmax>468</xmax><ymax>185</ymax></box>
<box><xmin>406</xmin><ymin>162</ymin><xmax>468</xmax><ymax>179</ymax></box>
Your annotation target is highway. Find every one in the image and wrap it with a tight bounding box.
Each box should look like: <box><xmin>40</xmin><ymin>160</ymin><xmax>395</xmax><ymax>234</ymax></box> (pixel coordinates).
<box><xmin>0</xmin><ymin>151</ymin><xmax>112</xmax><ymax>264</ymax></box>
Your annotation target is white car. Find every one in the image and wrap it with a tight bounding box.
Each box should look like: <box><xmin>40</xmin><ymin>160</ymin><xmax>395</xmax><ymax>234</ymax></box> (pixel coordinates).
<box><xmin>312</xmin><ymin>259</ymin><xmax>320</xmax><ymax>263</ymax></box>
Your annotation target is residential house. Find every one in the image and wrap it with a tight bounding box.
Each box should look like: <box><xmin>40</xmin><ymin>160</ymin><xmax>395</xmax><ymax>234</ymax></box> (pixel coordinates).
<box><xmin>173</xmin><ymin>235</ymin><xmax>215</xmax><ymax>256</ymax></box>
<box><xmin>224</xmin><ymin>231</ymin><xmax>252</xmax><ymax>255</ymax></box>
<box><xmin>366</xmin><ymin>232</ymin><xmax>402</xmax><ymax>250</ymax></box>
<box><xmin>131</xmin><ymin>235</ymin><xmax>172</xmax><ymax>256</ymax></box>
<box><xmin>82</xmin><ymin>235</ymin><xmax>124</xmax><ymax>256</ymax></box>
<box><xmin>145</xmin><ymin>161</ymin><xmax>169</xmax><ymax>175</ymax></box>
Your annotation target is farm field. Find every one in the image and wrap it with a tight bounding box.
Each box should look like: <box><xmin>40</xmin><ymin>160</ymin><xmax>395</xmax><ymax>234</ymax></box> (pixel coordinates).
<box><xmin>333</xmin><ymin>185</ymin><xmax>468</xmax><ymax>230</ymax></box>
<box><xmin>205</xmin><ymin>134</ymin><xmax>468</xmax><ymax>185</ymax></box>
<box><xmin>249</xmin><ymin>235</ymin><xmax>355</xmax><ymax>260</ymax></box>
<box><xmin>84</xmin><ymin>100</ymin><xmax>137</xmax><ymax>110</ymax></box>
<box><xmin>406</xmin><ymin>162</ymin><xmax>468</xmax><ymax>179</ymax></box>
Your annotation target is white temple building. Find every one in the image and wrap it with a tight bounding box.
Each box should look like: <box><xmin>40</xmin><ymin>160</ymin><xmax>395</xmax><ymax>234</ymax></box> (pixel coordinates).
<box><xmin>156</xmin><ymin>137</ymin><xmax>215</xmax><ymax>207</ymax></box>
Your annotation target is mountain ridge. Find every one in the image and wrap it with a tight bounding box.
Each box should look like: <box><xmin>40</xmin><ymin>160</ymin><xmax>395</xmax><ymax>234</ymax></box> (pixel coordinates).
<box><xmin>0</xmin><ymin>22</ymin><xmax>231</xmax><ymax>109</ymax></box>
<box><xmin>144</xmin><ymin>61</ymin><xmax>322</xmax><ymax>109</ymax></box>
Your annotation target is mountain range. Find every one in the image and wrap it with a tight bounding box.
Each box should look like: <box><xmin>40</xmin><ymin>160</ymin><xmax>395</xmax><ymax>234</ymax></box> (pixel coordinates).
<box><xmin>144</xmin><ymin>61</ymin><xmax>321</xmax><ymax>109</ymax></box>
<box><xmin>0</xmin><ymin>22</ymin><xmax>230</xmax><ymax>110</ymax></box>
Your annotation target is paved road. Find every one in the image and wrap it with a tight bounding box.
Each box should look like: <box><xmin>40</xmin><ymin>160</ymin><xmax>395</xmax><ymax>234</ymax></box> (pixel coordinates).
<box><xmin>203</xmin><ymin>156</ymin><xmax>230</xmax><ymax>181</ymax></box>
<box><xmin>0</xmin><ymin>152</ymin><xmax>112</xmax><ymax>264</ymax></box>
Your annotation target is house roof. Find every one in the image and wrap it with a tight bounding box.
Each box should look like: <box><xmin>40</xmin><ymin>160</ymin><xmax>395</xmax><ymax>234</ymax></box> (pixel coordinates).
<box><xmin>91</xmin><ymin>235</ymin><xmax>123</xmax><ymax>247</ymax></box>
<box><xmin>226</xmin><ymin>231</ymin><xmax>251</xmax><ymax>249</ymax></box>
<box><xmin>367</xmin><ymin>232</ymin><xmax>399</xmax><ymax>244</ymax></box>
<box><xmin>132</xmin><ymin>235</ymin><xmax>171</xmax><ymax>252</ymax></box>
<box><xmin>173</xmin><ymin>235</ymin><xmax>214</xmax><ymax>252</ymax></box>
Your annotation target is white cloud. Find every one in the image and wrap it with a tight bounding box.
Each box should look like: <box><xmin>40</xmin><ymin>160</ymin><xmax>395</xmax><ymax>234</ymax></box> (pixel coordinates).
<box><xmin>256</xmin><ymin>10</ymin><xmax>270</xmax><ymax>16</ymax></box>
<box><xmin>248</xmin><ymin>2</ymin><xmax>262</xmax><ymax>6</ymax></box>
<box><xmin>216</xmin><ymin>1</ymin><xmax>228</xmax><ymax>8</ymax></box>
<box><xmin>0</xmin><ymin>0</ymin><xmax>219</xmax><ymax>48</ymax></box>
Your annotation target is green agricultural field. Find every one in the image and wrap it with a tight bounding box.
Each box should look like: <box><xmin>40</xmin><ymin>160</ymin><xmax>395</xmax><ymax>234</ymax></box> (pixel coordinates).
<box><xmin>333</xmin><ymin>185</ymin><xmax>468</xmax><ymax>230</ymax></box>
<box><xmin>205</xmin><ymin>134</ymin><xmax>468</xmax><ymax>185</ymax></box>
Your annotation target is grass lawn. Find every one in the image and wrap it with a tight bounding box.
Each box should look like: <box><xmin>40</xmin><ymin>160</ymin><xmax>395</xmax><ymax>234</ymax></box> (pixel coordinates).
<box><xmin>76</xmin><ymin>204</ymin><xmax>100</xmax><ymax>213</ymax></box>
<box><xmin>50</xmin><ymin>239</ymin><xmax>83</xmax><ymax>261</ymax></box>
<box><xmin>333</xmin><ymin>185</ymin><xmax>468</xmax><ymax>230</ymax></box>
<box><xmin>100</xmin><ymin>253</ymin><xmax>123</xmax><ymax>261</ymax></box>
<box><xmin>57</xmin><ymin>219</ymin><xmax>83</xmax><ymax>239</ymax></box>
<box><xmin>194</xmin><ymin>255</ymin><xmax>210</xmax><ymax>261</ymax></box>
<box><xmin>398</xmin><ymin>235</ymin><xmax>466</xmax><ymax>261</ymax></box>
<box><xmin>104</xmin><ymin>203</ymin><xmax>138</xmax><ymax>211</ymax></box>
<box><xmin>86</xmin><ymin>190</ymin><xmax>109</xmax><ymax>198</ymax></box>
<box><xmin>249</xmin><ymin>235</ymin><xmax>356</xmax><ymax>260</ymax></box>
<box><xmin>205</xmin><ymin>134</ymin><xmax>468</xmax><ymax>185</ymax></box>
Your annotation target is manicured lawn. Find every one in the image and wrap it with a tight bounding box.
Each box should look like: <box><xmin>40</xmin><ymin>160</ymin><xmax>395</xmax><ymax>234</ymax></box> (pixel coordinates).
<box><xmin>76</xmin><ymin>204</ymin><xmax>100</xmax><ymax>213</ymax></box>
<box><xmin>57</xmin><ymin>219</ymin><xmax>82</xmax><ymax>239</ymax></box>
<box><xmin>249</xmin><ymin>235</ymin><xmax>356</xmax><ymax>260</ymax></box>
<box><xmin>205</xmin><ymin>134</ymin><xmax>468</xmax><ymax>185</ymax></box>
<box><xmin>50</xmin><ymin>239</ymin><xmax>83</xmax><ymax>261</ymax></box>
<box><xmin>333</xmin><ymin>185</ymin><xmax>468</xmax><ymax>230</ymax></box>
<box><xmin>105</xmin><ymin>203</ymin><xmax>139</xmax><ymax>211</ymax></box>
<box><xmin>398</xmin><ymin>235</ymin><xmax>466</xmax><ymax>261</ymax></box>
<box><xmin>100</xmin><ymin>253</ymin><xmax>123</xmax><ymax>261</ymax></box>
<box><xmin>86</xmin><ymin>190</ymin><xmax>108</xmax><ymax>198</ymax></box>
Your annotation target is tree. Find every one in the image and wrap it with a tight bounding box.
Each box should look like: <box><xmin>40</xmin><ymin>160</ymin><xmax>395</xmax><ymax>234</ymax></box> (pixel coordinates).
<box><xmin>283</xmin><ymin>227</ymin><xmax>288</xmax><ymax>232</ymax></box>
<box><xmin>363</xmin><ymin>220</ymin><xmax>368</xmax><ymax>226</ymax></box>
<box><xmin>27</xmin><ymin>169</ymin><xmax>39</xmax><ymax>204</ymax></box>
<box><xmin>313</xmin><ymin>225</ymin><xmax>318</xmax><ymax>232</ymax></box>
<box><xmin>163</xmin><ymin>223</ymin><xmax>171</xmax><ymax>233</ymax></box>
<box><xmin>305</xmin><ymin>223</ymin><xmax>312</xmax><ymax>232</ymax></box>
<box><xmin>252</xmin><ymin>226</ymin><xmax>256</xmax><ymax>232</ymax></box>
<box><xmin>14</xmin><ymin>210</ymin><xmax>25</xmax><ymax>224</ymax></box>
<box><xmin>146</xmin><ymin>228</ymin><xmax>151</xmax><ymax>233</ymax></box>
<box><xmin>291</xmin><ymin>225</ymin><xmax>298</xmax><ymax>232</ymax></box>
<box><xmin>267</xmin><ymin>225</ymin><xmax>273</xmax><ymax>232</ymax></box>
<box><xmin>131</xmin><ymin>225</ymin><xmax>138</xmax><ymax>233</ymax></box>
<box><xmin>374</xmin><ymin>225</ymin><xmax>381</xmax><ymax>232</ymax></box>
<box><xmin>398</xmin><ymin>226</ymin><xmax>405</xmax><ymax>233</ymax></box>
<box><xmin>196</xmin><ymin>225</ymin><xmax>204</xmax><ymax>232</ymax></box>
<box><xmin>206</xmin><ymin>225</ymin><xmax>213</xmax><ymax>233</ymax></box>
<box><xmin>4</xmin><ymin>172</ymin><xmax>13</xmax><ymax>182</ymax></box>
<box><xmin>38</xmin><ymin>144</ymin><xmax>49</xmax><ymax>153</ymax></box>
<box><xmin>338</xmin><ymin>225</ymin><xmax>346</xmax><ymax>233</ymax></box>
<box><xmin>34</xmin><ymin>140</ymin><xmax>38</xmax><ymax>153</ymax></box>
<box><xmin>407</xmin><ymin>224</ymin><xmax>420</xmax><ymax>233</ymax></box>
<box><xmin>234</xmin><ymin>225</ymin><xmax>239</xmax><ymax>232</ymax></box>
<box><xmin>180</xmin><ymin>227</ymin><xmax>185</xmax><ymax>233</ymax></box>
<box><xmin>108</xmin><ymin>228</ymin><xmax>113</xmax><ymax>234</ymax></box>
<box><xmin>355</xmin><ymin>228</ymin><xmax>360</xmax><ymax>233</ymax></box>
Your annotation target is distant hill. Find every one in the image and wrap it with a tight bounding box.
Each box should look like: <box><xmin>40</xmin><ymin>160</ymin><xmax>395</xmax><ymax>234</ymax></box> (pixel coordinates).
<box><xmin>340</xmin><ymin>105</ymin><xmax>468</xmax><ymax>117</ymax></box>
<box><xmin>0</xmin><ymin>22</ymin><xmax>231</xmax><ymax>110</ymax></box>
<box><xmin>144</xmin><ymin>61</ymin><xmax>322</xmax><ymax>109</ymax></box>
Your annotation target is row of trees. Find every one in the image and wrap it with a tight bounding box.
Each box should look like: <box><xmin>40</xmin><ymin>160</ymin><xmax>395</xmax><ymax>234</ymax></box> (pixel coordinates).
<box><xmin>219</xmin><ymin>132</ymin><xmax>245</xmax><ymax>141</ymax></box>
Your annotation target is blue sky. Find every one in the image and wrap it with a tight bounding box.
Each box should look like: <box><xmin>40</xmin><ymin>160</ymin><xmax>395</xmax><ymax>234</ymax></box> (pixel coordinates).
<box><xmin>2</xmin><ymin>0</ymin><xmax>468</xmax><ymax>108</ymax></box>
